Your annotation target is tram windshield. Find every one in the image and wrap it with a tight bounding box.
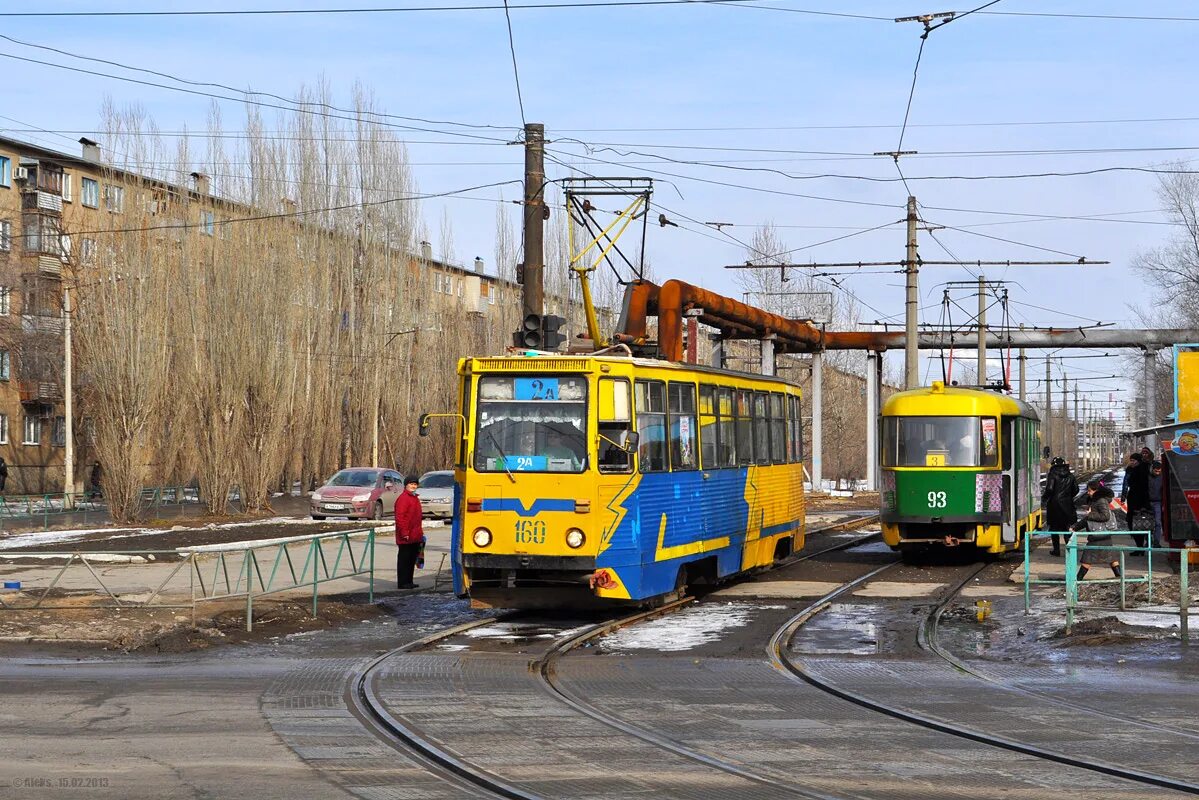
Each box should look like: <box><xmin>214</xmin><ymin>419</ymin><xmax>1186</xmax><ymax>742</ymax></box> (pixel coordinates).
<box><xmin>474</xmin><ymin>375</ymin><xmax>588</xmax><ymax>473</ymax></box>
<box><xmin>883</xmin><ymin>416</ymin><xmax>999</xmax><ymax>467</ymax></box>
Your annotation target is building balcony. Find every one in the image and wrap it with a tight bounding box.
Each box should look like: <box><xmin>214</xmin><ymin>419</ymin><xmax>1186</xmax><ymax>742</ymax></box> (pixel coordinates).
<box><xmin>37</xmin><ymin>255</ymin><xmax>63</xmax><ymax>277</ymax></box>
<box><xmin>21</xmin><ymin>190</ymin><xmax>63</xmax><ymax>215</ymax></box>
<box><xmin>19</xmin><ymin>380</ymin><xmax>60</xmax><ymax>405</ymax></box>
<box><xmin>21</xmin><ymin>314</ymin><xmax>63</xmax><ymax>336</ymax></box>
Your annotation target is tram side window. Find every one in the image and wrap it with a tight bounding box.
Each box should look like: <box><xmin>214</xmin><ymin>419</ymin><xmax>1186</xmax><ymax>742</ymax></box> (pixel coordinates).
<box><xmin>753</xmin><ymin>392</ymin><xmax>771</xmax><ymax>466</ymax></box>
<box><xmin>717</xmin><ymin>387</ymin><xmax>737</xmax><ymax>467</ymax></box>
<box><xmin>669</xmin><ymin>383</ymin><xmax>698</xmax><ymax>471</ymax></box>
<box><xmin>769</xmin><ymin>393</ymin><xmax>786</xmax><ymax>463</ymax></box>
<box><xmin>788</xmin><ymin>395</ymin><xmax>802</xmax><ymax>464</ymax></box>
<box><xmin>699</xmin><ymin>385</ymin><xmax>718</xmax><ymax>469</ymax></box>
<box><xmin>980</xmin><ymin>416</ymin><xmax>999</xmax><ymax>468</ymax></box>
<box><xmin>597</xmin><ymin>378</ymin><xmax>634</xmax><ymax>474</ymax></box>
<box><xmin>735</xmin><ymin>389</ymin><xmax>754</xmax><ymax>465</ymax></box>
<box><xmin>635</xmin><ymin>380</ymin><xmax>668</xmax><ymax>472</ymax></box>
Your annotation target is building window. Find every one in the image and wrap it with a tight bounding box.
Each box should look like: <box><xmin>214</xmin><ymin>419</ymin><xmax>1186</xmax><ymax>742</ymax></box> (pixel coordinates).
<box><xmin>60</xmin><ymin>234</ymin><xmax>71</xmax><ymax>263</ymax></box>
<box><xmin>81</xmin><ymin>238</ymin><xmax>96</xmax><ymax>265</ymax></box>
<box><xmin>0</xmin><ymin>157</ymin><xmax>10</xmax><ymax>188</ymax></box>
<box><xmin>23</xmin><ymin>415</ymin><xmax>41</xmax><ymax>446</ymax></box>
<box><xmin>52</xmin><ymin>416</ymin><xmax>65</xmax><ymax>447</ymax></box>
<box><xmin>200</xmin><ymin>210</ymin><xmax>215</xmax><ymax>236</ymax></box>
<box><xmin>0</xmin><ymin>220</ymin><xmax>9</xmax><ymax>253</ymax></box>
<box><xmin>0</xmin><ymin>350</ymin><xmax>9</xmax><ymax>380</ymax></box>
<box><xmin>433</xmin><ymin>274</ymin><xmax>441</xmax><ymax>293</ymax></box>
<box><xmin>81</xmin><ymin>178</ymin><xmax>99</xmax><ymax>208</ymax></box>
<box><xmin>62</xmin><ymin>172</ymin><xmax>72</xmax><ymax>203</ymax></box>
<box><xmin>103</xmin><ymin>184</ymin><xmax>124</xmax><ymax>213</ymax></box>
<box><xmin>0</xmin><ymin>287</ymin><xmax>9</xmax><ymax>316</ymax></box>
<box><xmin>0</xmin><ymin>414</ymin><xmax>8</xmax><ymax>445</ymax></box>
<box><xmin>21</xmin><ymin>213</ymin><xmax>59</xmax><ymax>255</ymax></box>
<box><xmin>457</xmin><ymin>279</ymin><xmax>463</xmax><ymax>298</ymax></box>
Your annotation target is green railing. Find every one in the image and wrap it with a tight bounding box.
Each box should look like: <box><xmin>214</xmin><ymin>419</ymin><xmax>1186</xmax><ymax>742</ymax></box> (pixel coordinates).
<box><xmin>1023</xmin><ymin>530</ymin><xmax>1193</xmax><ymax>643</ymax></box>
<box><xmin>0</xmin><ymin>527</ymin><xmax>376</xmax><ymax>631</ymax></box>
<box><xmin>0</xmin><ymin>485</ymin><xmax>205</xmax><ymax>530</ymax></box>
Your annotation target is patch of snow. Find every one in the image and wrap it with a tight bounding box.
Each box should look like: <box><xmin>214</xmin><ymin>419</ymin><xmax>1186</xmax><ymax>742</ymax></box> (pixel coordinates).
<box><xmin>4</xmin><ymin>552</ymin><xmax>146</xmax><ymax>564</ymax></box>
<box><xmin>602</xmin><ymin>602</ymin><xmax>769</xmax><ymax>652</ymax></box>
<box><xmin>1113</xmin><ymin>606</ymin><xmax>1184</xmax><ymax>629</ymax></box>
<box><xmin>0</xmin><ymin>526</ymin><xmax>139</xmax><ymax>551</ymax></box>
<box><xmin>436</xmin><ymin>643</ymin><xmax>470</xmax><ymax>651</ymax></box>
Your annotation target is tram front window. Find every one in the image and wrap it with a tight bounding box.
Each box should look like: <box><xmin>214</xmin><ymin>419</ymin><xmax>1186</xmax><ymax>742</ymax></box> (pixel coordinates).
<box><xmin>883</xmin><ymin>416</ymin><xmax>998</xmax><ymax>467</ymax></box>
<box><xmin>474</xmin><ymin>375</ymin><xmax>588</xmax><ymax>473</ymax></box>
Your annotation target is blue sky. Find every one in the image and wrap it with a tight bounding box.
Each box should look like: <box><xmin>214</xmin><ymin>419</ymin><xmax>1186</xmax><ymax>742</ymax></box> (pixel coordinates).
<box><xmin>7</xmin><ymin>0</ymin><xmax>1199</xmax><ymax>423</ymax></box>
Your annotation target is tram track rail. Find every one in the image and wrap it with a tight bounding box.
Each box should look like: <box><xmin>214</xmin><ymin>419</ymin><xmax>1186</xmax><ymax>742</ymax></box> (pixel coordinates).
<box><xmin>770</xmin><ymin>561</ymin><xmax>1199</xmax><ymax>796</ymax></box>
<box><xmin>920</xmin><ymin>559</ymin><xmax>1199</xmax><ymax>742</ymax></box>
<box><xmin>346</xmin><ymin>514</ymin><xmax>883</xmax><ymax>800</ymax></box>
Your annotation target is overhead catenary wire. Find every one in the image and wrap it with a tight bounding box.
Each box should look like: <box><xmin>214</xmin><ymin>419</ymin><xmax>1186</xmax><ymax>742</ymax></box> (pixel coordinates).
<box><xmin>500</xmin><ymin>0</ymin><xmax>527</xmax><ymax>127</ymax></box>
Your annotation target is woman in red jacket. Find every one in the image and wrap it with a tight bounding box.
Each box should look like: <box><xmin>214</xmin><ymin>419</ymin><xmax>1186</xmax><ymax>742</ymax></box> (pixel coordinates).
<box><xmin>394</xmin><ymin>476</ymin><xmax>424</xmax><ymax>589</ymax></box>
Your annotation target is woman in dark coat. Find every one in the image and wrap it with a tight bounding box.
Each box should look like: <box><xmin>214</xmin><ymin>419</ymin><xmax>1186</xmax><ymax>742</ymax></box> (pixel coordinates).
<box><xmin>1041</xmin><ymin>457</ymin><xmax>1078</xmax><ymax>556</ymax></box>
<box><xmin>1070</xmin><ymin>479</ymin><xmax>1121</xmax><ymax>581</ymax></box>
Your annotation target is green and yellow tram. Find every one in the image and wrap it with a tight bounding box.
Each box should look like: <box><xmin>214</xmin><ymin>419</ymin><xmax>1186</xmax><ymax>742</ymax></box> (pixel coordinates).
<box><xmin>880</xmin><ymin>381</ymin><xmax>1042</xmax><ymax>559</ymax></box>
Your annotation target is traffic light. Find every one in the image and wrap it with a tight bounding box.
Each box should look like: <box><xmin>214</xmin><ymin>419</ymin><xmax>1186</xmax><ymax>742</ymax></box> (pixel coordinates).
<box><xmin>542</xmin><ymin>314</ymin><xmax>566</xmax><ymax>351</ymax></box>
<box><xmin>515</xmin><ymin>313</ymin><xmax>543</xmax><ymax>349</ymax></box>
<box><xmin>512</xmin><ymin>313</ymin><xmax>567</xmax><ymax>351</ymax></box>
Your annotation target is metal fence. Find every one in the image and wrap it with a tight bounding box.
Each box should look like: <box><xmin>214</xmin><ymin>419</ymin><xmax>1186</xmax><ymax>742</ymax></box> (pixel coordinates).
<box><xmin>0</xmin><ymin>527</ymin><xmax>376</xmax><ymax>631</ymax></box>
<box><xmin>1022</xmin><ymin>530</ymin><xmax>1193</xmax><ymax>643</ymax></box>
<box><xmin>0</xmin><ymin>485</ymin><xmax>209</xmax><ymax>531</ymax></box>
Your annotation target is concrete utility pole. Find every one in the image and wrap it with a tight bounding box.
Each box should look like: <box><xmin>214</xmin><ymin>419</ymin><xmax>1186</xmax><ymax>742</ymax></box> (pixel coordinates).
<box><xmin>1144</xmin><ymin>348</ymin><xmax>1158</xmax><ymax>447</ymax></box>
<box><xmin>1073</xmin><ymin>385</ymin><xmax>1080</xmax><ymax>465</ymax></box>
<box><xmin>811</xmin><ymin>352</ymin><xmax>823</xmax><ymax>492</ymax></box>
<box><xmin>521</xmin><ymin>122</ymin><xmax>546</xmax><ymax>321</ymax></box>
<box><xmin>1018</xmin><ymin>347</ymin><xmax>1027</xmax><ymax>401</ymax></box>
<box><xmin>976</xmin><ymin>274</ymin><xmax>987</xmax><ymax>385</ymax></box>
<box><xmin>904</xmin><ymin>196</ymin><xmax>919</xmax><ymax>389</ymax></box>
<box><xmin>760</xmin><ymin>334</ymin><xmax>776</xmax><ymax>376</ymax></box>
<box><xmin>1044</xmin><ymin>358</ymin><xmax>1053</xmax><ymax>459</ymax></box>
<box><xmin>1061</xmin><ymin>372</ymin><xmax>1069</xmax><ymax>459</ymax></box>
<box><xmin>63</xmin><ymin>286</ymin><xmax>74</xmax><ymax>506</ymax></box>
<box><xmin>866</xmin><ymin>351</ymin><xmax>879</xmax><ymax>490</ymax></box>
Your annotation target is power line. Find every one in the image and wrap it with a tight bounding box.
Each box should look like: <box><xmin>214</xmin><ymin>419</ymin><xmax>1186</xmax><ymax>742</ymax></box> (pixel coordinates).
<box><xmin>62</xmin><ymin>178</ymin><xmax>522</xmax><ymax>237</ymax></box>
<box><xmin>0</xmin><ymin>0</ymin><xmax>794</xmax><ymax>17</ymax></box>
<box><xmin>0</xmin><ymin>33</ymin><xmax>510</xmax><ymax>133</ymax></box>
<box><xmin>0</xmin><ymin>49</ymin><xmax>511</xmax><ymax>143</ymax></box>
<box><xmin>501</xmin><ymin>0</ymin><xmax>527</xmax><ymax>127</ymax></box>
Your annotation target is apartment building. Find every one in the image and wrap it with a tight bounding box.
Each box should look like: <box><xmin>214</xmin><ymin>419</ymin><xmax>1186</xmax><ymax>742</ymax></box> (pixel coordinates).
<box><xmin>0</xmin><ymin>134</ymin><xmax>525</xmax><ymax>493</ymax></box>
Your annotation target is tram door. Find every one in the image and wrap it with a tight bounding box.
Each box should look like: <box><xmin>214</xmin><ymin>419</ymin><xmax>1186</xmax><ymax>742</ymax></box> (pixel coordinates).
<box><xmin>1000</xmin><ymin>417</ymin><xmax>1017</xmax><ymax>544</ymax></box>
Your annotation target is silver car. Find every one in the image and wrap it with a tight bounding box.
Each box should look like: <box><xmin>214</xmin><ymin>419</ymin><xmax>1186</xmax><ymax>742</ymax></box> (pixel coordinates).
<box><xmin>416</xmin><ymin>470</ymin><xmax>455</xmax><ymax>521</ymax></box>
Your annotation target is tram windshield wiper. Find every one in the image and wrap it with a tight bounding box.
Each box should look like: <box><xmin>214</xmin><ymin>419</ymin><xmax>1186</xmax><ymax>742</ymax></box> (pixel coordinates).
<box><xmin>486</xmin><ymin>429</ymin><xmax>517</xmax><ymax>484</ymax></box>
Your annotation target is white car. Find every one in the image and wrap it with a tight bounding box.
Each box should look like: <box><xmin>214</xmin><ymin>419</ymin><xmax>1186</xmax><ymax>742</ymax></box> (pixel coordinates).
<box><xmin>416</xmin><ymin>470</ymin><xmax>455</xmax><ymax>521</ymax></box>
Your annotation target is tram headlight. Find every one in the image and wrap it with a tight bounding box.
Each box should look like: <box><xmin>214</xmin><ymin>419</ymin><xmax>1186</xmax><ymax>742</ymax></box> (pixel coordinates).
<box><xmin>472</xmin><ymin>527</ymin><xmax>493</xmax><ymax>548</ymax></box>
<box><xmin>565</xmin><ymin>528</ymin><xmax>586</xmax><ymax>549</ymax></box>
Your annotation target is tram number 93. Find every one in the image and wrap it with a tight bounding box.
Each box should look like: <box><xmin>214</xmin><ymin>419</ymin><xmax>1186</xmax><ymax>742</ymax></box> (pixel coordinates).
<box><xmin>927</xmin><ymin>491</ymin><xmax>948</xmax><ymax>509</ymax></box>
<box><xmin>515</xmin><ymin>520</ymin><xmax>547</xmax><ymax>544</ymax></box>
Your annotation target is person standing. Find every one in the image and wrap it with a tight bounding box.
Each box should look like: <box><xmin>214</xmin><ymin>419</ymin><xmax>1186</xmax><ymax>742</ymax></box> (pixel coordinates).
<box><xmin>1124</xmin><ymin>453</ymin><xmax>1152</xmax><ymax>549</ymax></box>
<box><xmin>1148</xmin><ymin>460</ymin><xmax>1165</xmax><ymax>548</ymax></box>
<box><xmin>393</xmin><ymin>475</ymin><xmax>424</xmax><ymax>590</ymax></box>
<box><xmin>1041</xmin><ymin>457</ymin><xmax>1078</xmax><ymax>556</ymax></box>
<box><xmin>0</xmin><ymin>457</ymin><xmax>8</xmax><ymax>493</ymax></box>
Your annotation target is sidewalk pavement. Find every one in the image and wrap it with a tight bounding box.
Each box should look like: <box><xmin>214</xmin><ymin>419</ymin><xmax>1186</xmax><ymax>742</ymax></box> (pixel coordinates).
<box><xmin>1013</xmin><ymin>533</ymin><xmax>1153</xmax><ymax>585</ymax></box>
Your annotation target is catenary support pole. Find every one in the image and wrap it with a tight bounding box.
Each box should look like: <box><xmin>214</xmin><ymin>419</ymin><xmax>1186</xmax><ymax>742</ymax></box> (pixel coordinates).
<box><xmin>1044</xmin><ymin>358</ymin><xmax>1053</xmax><ymax>460</ymax></box>
<box><xmin>1073</xmin><ymin>385</ymin><xmax>1080</xmax><ymax>466</ymax></box>
<box><xmin>760</xmin><ymin>335</ymin><xmax>776</xmax><ymax>376</ymax></box>
<box><xmin>63</xmin><ymin>286</ymin><xmax>75</xmax><ymax>507</ymax></box>
<box><xmin>811</xmin><ymin>351</ymin><xmax>823</xmax><ymax>493</ymax></box>
<box><xmin>521</xmin><ymin>122</ymin><xmax>545</xmax><ymax>321</ymax></box>
<box><xmin>1145</xmin><ymin>348</ymin><xmax>1159</xmax><ymax>448</ymax></box>
<box><xmin>866</xmin><ymin>350</ymin><xmax>878</xmax><ymax>490</ymax></box>
<box><xmin>904</xmin><ymin>196</ymin><xmax>919</xmax><ymax>389</ymax></box>
<box><xmin>977</xmin><ymin>274</ymin><xmax>987</xmax><ymax>385</ymax></box>
<box><xmin>1061</xmin><ymin>372</ymin><xmax>1069</xmax><ymax>460</ymax></box>
<box><xmin>1018</xmin><ymin>347</ymin><xmax>1026</xmax><ymax>401</ymax></box>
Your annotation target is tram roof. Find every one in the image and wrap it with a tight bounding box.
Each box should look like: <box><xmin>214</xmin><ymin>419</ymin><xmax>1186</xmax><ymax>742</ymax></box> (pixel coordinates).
<box><xmin>882</xmin><ymin>381</ymin><xmax>1039</xmax><ymax>419</ymax></box>
<box><xmin>461</xmin><ymin>352</ymin><xmax>801</xmax><ymax>388</ymax></box>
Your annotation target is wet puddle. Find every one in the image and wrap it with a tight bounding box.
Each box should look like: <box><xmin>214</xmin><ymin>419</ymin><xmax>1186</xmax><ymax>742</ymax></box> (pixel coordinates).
<box><xmin>791</xmin><ymin>603</ymin><xmax>887</xmax><ymax>655</ymax></box>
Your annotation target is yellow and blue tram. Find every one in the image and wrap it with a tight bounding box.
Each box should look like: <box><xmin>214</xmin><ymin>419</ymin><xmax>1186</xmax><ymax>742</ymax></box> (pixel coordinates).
<box><xmin>880</xmin><ymin>381</ymin><xmax>1043</xmax><ymax>559</ymax></box>
<box><xmin>430</xmin><ymin>352</ymin><xmax>806</xmax><ymax>608</ymax></box>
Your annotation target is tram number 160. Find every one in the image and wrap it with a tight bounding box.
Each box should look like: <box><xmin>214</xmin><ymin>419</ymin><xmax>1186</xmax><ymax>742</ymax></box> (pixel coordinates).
<box><xmin>515</xmin><ymin>520</ymin><xmax>547</xmax><ymax>544</ymax></box>
<box><xmin>927</xmin><ymin>491</ymin><xmax>948</xmax><ymax>509</ymax></box>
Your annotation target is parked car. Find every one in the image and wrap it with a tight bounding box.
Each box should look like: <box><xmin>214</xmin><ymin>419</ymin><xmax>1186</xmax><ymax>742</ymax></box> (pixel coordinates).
<box><xmin>311</xmin><ymin>468</ymin><xmax>404</xmax><ymax>521</ymax></box>
<box><xmin>416</xmin><ymin>470</ymin><xmax>455</xmax><ymax>521</ymax></box>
